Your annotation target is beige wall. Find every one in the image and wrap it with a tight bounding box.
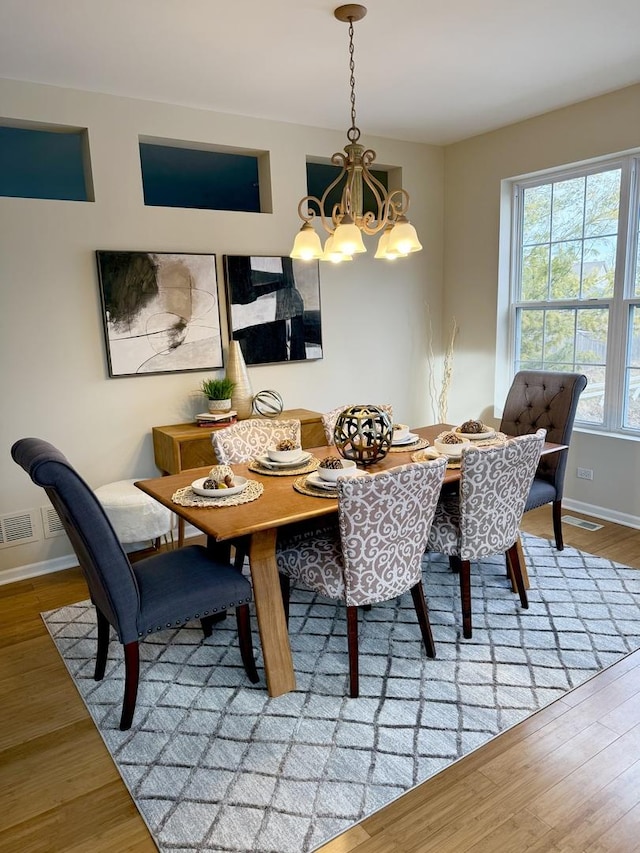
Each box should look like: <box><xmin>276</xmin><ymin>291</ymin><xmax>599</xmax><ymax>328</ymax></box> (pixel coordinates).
<box><xmin>0</xmin><ymin>79</ymin><xmax>444</xmax><ymax>579</ymax></box>
<box><xmin>443</xmin><ymin>83</ymin><xmax>640</xmax><ymax>526</ymax></box>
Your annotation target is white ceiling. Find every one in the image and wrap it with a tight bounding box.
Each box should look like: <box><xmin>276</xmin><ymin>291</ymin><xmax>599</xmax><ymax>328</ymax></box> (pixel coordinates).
<box><xmin>2</xmin><ymin>0</ymin><xmax>640</xmax><ymax>145</ymax></box>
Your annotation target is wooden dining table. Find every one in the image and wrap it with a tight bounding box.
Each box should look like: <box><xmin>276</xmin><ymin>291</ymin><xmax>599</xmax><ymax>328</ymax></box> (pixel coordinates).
<box><xmin>135</xmin><ymin>424</ymin><xmax>565</xmax><ymax>698</ymax></box>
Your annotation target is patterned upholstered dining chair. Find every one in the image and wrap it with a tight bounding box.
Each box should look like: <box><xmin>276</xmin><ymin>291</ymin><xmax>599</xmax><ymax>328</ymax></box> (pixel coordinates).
<box><xmin>500</xmin><ymin>370</ymin><xmax>587</xmax><ymax>550</ymax></box>
<box><xmin>427</xmin><ymin>430</ymin><xmax>546</xmax><ymax>639</ymax></box>
<box><xmin>11</xmin><ymin>438</ymin><xmax>258</xmax><ymax>731</ymax></box>
<box><xmin>321</xmin><ymin>404</ymin><xmax>394</xmax><ymax>445</ymax></box>
<box><xmin>211</xmin><ymin>418</ymin><xmax>302</xmax><ymax>570</ymax></box>
<box><xmin>211</xmin><ymin>418</ymin><xmax>301</xmax><ymax>463</ymax></box>
<box><xmin>276</xmin><ymin>458</ymin><xmax>447</xmax><ymax>697</ymax></box>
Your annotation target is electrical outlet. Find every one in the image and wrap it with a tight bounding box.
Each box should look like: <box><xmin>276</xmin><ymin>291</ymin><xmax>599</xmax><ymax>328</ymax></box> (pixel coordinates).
<box><xmin>577</xmin><ymin>467</ymin><xmax>594</xmax><ymax>480</ymax></box>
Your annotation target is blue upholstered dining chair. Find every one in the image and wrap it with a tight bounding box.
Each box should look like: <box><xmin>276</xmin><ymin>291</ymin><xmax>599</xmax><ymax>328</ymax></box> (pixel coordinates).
<box><xmin>499</xmin><ymin>370</ymin><xmax>587</xmax><ymax>550</ymax></box>
<box><xmin>276</xmin><ymin>458</ymin><xmax>447</xmax><ymax>697</ymax></box>
<box><xmin>11</xmin><ymin>438</ymin><xmax>259</xmax><ymax>731</ymax></box>
<box><xmin>427</xmin><ymin>430</ymin><xmax>546</xmax><ymax>639</ymax></box>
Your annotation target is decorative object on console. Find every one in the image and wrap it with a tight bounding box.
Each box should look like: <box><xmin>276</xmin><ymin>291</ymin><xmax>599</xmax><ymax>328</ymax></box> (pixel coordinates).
<box><xmin>253</xmin><ymin>389</ymin><xmax>284</xmax><ymax>417</ymax></box>
<box><xmin>194</xmin><ymin>411</ymin><xmax>237</xmax><ymax>428</ymax></box>
<box><xmin>226</xmin><ymin>340</ymin><xmax>254</xmax><ymax>420</ymax></box>
<box><xmin>224</xmin><ymin>255</ymin><xmax>323</xmax><ymax>365</ymax></box>
<box><xmin>200</xmin><ymin>376</ymin><xmax>235</xmax><ymax>413</ymax></box>
<box><xmin>333</xmin><ymin>404</ymin><xmax>393</xmax><ymax>466</ymax></box>
<box><xmin>95</xmin><ymin>251</ymin><xmax>223</xmax><ymax>377</ymax></box>
<box><xmin>289</xmin><ymin>5</ymin><xmax>421</xmax><ymax>264</ymax></box>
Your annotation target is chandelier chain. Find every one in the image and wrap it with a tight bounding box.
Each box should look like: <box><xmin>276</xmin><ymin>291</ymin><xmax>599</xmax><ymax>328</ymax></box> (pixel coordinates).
<box><xmin>347</xmin><ymin>18</ymin><xmax>360</xmax><ymax>143</ymax></box>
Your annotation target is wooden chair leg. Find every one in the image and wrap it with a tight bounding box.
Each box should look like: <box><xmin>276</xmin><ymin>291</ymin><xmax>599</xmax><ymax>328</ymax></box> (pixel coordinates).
<box><xmin>236</xmin><ymin>604</ymin><xmax>259</xmax><ymax>684</ymax></box>
<box><xmin>94</xmin><ymin>607</ymin><xmax>110</xmax><ymax>681</ymax></box>
<box><xmin>449</xmin><ymin>555</ymin><xmax>461</xmax><ymax>574</ymax></box>
<box><xmin>459</xmin><ymin>559</ymin><xmax>473</xmax><ymax>639</ymax></box>
<box><xmin>347</xmin><ymin>606</ymin><xmax>359</xmax><ymax>698</ymax></box>
<box><xmin>120</xmin><ymin>641</ymin><xmax>140</xmax><ymax>731</ymax></box>
<box><xmin>411</xmin><ymin>581</ymin><xmax>436</xmax><ymax>658</ymax></box>
<box><xmin>506</xmin><ymin>543</ymin><xmax>529</xmax><ymax>611</ymax></box>
<box><xmin>279</xmin><ymin>573</ymin><xmax>291</xmax><ymax>625</ymax></box>
<box><xmin>552</xmin><ymin>500</ymin><xmax>564</xmax><ymax>551</ymax></box>
<box><xmin>233</xmin><ymin>535</ymin><xmax>250</xmax><ymax>572</ymax></box>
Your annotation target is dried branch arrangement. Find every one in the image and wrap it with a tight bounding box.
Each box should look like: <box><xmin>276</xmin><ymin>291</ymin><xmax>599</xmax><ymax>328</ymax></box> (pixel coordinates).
<box><xmin>425</xmin><ymin>304</ymin><xmax>459</xmax><ymax>422</ymax></box>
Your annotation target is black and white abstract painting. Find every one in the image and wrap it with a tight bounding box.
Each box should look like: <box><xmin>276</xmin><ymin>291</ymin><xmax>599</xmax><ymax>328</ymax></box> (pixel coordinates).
<box><xmin>223</xmin><ymin>255</ymin><xmax>323</xmax><ymax>365</ymax></box>
<box><xmin>96</xmin><ymin>251</ymin><xmax>223</xmax><ymax>377</ymax></box>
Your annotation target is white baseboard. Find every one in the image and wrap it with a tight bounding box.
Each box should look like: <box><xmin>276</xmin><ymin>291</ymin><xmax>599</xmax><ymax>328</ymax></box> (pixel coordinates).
<box><xmin>0</xmin><ymin>554</ymin><xmax>79</xmax><ymax>586</ymax></box>
<box><xmin>563</xmin><ymin>499</ymin><xmax>640</xmax><ymax>530</ymax></box>
<box><xmin>0</xmin><ymin>528</ymin><xmax>204</xmax><ymax>587</ymax></box>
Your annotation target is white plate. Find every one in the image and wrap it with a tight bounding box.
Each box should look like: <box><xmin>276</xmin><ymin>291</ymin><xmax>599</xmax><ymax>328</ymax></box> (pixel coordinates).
<box><xmin>306</xmin><ymin>469</ymin><xmax>368</xmax><ymax>491</ymax></box>
<box><xmin>392</xmin><ymin>432</ymin><xmax>420</xmax><ymax>446</ymax></box>
<box><xmin>454</xmin><ymin>426</ymin><xmax>496</xmax><ymax>441</ymax></box>
<box><xmin>254</xmin><ymin>452</ymin><xmax>311</xmax><ymax>469</ymax></box>
<box><xmin>191</xmin><ymin>476</ymin><xmax>248</xmax><ymax>497</ymax></box>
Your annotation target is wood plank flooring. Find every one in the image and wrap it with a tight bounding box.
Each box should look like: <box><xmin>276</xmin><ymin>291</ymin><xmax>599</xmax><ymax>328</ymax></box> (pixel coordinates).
<box><xmin>0</xmin><ymin>507</ymin><xmax>638</xmax><ymax>852</ymax></box>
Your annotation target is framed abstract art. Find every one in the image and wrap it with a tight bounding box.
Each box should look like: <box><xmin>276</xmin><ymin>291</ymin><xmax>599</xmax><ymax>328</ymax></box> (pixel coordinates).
<box><xmin>223</xmin><ymin>255</ymin><xmax>323</xmax><ymax>365</ymax></box>
<box><xmin>96</xmin><ymin>251</ymin><xmax>223</xmax><ymax>377</ymax></box>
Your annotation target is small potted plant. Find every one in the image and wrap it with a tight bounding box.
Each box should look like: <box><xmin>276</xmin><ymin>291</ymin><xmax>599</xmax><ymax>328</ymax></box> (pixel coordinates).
<box><xmin>200</xmin><ymin>377</ymin><xmax>236</xmax><ymax>413</ymax></box>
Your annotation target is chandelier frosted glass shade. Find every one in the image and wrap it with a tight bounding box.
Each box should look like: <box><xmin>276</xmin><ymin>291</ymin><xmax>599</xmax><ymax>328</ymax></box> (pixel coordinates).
<box><xmin>290</xmin><ymin>222</ymin><xmax>323</xmax><ymax>261</ymax></box>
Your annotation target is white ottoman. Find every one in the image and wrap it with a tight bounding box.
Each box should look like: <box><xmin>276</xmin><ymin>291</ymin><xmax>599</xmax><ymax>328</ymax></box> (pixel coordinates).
<box><xmin>94</xmin><ymin>479</ymin><xmax>173</xmax><ymax>551</ymax></box>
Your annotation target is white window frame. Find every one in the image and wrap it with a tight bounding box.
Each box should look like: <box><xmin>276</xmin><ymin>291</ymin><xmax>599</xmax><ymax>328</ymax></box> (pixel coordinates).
<box><xmin>498</xmin><ymin>152</ymin><xmax>640</xmax><ymax>438</ymax></box>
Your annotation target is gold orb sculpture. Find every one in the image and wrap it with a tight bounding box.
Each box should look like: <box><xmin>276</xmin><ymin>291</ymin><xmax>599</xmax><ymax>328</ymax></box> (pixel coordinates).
<box><xmin>333</xmin><ymin>404</ymin><xmax>393</xmax><ymax>466</ymax></box>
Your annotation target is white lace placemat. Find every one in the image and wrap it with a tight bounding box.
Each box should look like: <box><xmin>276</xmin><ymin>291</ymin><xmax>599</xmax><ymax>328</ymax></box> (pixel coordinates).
<box><xmin>172</xmin><ymin>480</ymin><xmax>263</xmax><ymax>507</ymax></box>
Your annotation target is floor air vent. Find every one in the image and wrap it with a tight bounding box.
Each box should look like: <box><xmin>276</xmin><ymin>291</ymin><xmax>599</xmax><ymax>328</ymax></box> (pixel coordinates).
<box><xmin>561</xmin><ymin>515</ymin><xmax>604</xmax><ymax>531</ymax></box>
<box><xmin>0</xmin><ymin>510</ymin><xmax>39</xmax><ymax>548</ymax></box>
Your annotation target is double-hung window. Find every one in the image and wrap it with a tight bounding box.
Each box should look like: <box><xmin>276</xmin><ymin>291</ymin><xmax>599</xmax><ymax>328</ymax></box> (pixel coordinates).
<box><xmin>509</xmin><ymin>155</ymin><xmax>640</xmax><ymax>435</ymax></box>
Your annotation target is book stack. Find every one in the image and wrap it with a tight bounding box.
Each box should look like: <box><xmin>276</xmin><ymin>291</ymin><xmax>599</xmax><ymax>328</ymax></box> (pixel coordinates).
<box><xmin>195</xmin><ymin>411</ymin><xmax>237</xmax><ymax>428</ymax></box>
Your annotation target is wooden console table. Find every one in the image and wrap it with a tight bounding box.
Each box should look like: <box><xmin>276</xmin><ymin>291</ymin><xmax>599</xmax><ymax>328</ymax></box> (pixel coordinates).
<box><xmin>152</xmin><ymin>408</ymin><xmax>325</xmax><ymax>475</ymax></box>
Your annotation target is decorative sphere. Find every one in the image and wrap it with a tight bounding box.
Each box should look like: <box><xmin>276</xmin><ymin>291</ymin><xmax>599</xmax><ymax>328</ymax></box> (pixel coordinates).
<box><xmin>333</xmin><ymin>405</ymin><xmax>393</xmax><ymax>466</ymax></box>
<box><xmin>252</xmin><ymin>389</ymin><xmax>284</xmax><ymax>418</ymax></box>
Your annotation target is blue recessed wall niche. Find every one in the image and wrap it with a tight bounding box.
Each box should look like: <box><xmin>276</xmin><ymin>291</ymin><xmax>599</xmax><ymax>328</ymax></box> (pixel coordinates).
<box><xmin>139</xmin><ymin>142</ymin><xmax>263</xmax><ymax>212</ymax></box>
<box><xmin>0</xmin><ymin>125</ymin><xmax>92</xmax><ymax>201</ymax></box>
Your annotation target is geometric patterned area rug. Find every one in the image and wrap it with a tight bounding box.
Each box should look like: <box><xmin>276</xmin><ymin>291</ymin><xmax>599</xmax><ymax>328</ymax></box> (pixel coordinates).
<box><xmin>42</xmin><ymin>534</ymin><xmax>640</xmax><ymax>853</ymax></box>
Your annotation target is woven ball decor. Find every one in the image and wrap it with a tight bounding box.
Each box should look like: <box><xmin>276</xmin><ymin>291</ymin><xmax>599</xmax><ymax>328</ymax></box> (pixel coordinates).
<box><xmin>333</xmin><ymin>404</ymin><xmax>393</xmax><ymax>466</ymax></box>
<box><xmin>253</xmin><ymin>389</ymin><xmax>284</xmax><ymax>418</ymax></box>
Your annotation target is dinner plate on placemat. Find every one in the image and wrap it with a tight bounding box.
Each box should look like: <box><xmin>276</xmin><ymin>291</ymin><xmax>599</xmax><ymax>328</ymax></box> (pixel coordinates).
<box><xmin>412</xmin><ymin>447</ymin><xmax>461</xmax><ymax>468</ymax></box>
<box><xmin>253</xmin><ymin>452</ymin><xmax>312</xmax><ymax>469</ymax></box>
<box><xmin>191</xmin><ymin>476</ymin><xmax>248</xmax><ymax>497</ymax></box>
<box><xmin>249</xmin><ymin>455</ymin><xmax>318</xmax><ymax>476</ymax></box>
<box><xmin>388</xmin><ymin>436</ymin><xmax>429</xmax><ymax>453</ymax></box>
<box><xmin>391</xmin><ymin>432</ymin><xmax>420</xmax><ymax>446</ymax></box>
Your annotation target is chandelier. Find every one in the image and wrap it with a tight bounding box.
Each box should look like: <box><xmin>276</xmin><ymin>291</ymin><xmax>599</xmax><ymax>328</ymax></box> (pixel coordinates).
<box><xmin>290</xmin><ymin>4</ymin><xmax>422</xmax><ymax>264</ymax></box>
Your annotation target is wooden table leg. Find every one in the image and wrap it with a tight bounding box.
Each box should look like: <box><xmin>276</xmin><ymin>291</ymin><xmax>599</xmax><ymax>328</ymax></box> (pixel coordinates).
<box><xmin>248</xmin><ymin>528</ymin><xmax>296</xmax><ymax>697</ymax></box>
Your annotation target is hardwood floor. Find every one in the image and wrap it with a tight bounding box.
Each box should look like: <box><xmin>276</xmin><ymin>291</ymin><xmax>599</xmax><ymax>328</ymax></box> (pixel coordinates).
<box><xmin>0</xmin><ymin>508</ymin><xmax>638</xmax><ymax>852</ymax></box>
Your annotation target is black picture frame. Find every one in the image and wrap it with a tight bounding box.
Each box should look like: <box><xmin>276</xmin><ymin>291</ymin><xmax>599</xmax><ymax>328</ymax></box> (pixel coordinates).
<box><xmin>96</xmin><ymin>251</ymin><xmax>223</xmax><ymax>377</ymax></box>
<box><xmin>223</xmin><ymin>255</ymin><xmax>323</xmax><ymax>365</ymax></box>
